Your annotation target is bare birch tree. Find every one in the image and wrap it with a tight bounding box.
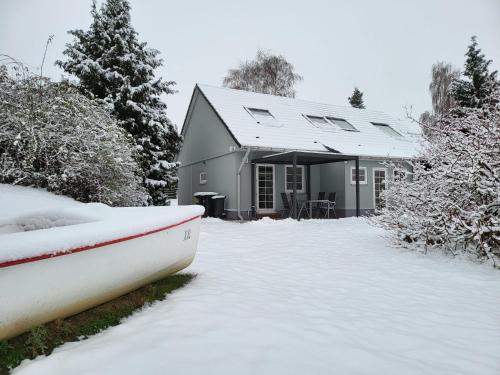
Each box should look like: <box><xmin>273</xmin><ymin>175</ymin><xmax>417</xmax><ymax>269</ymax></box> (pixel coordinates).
<box><xmin>223</xmin><ymin>49</ymin><xmax>302</xmax><ymax>98</ymax></box>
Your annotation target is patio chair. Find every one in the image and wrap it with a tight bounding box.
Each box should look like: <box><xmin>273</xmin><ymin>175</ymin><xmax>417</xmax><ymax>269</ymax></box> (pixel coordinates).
<box><xmin>320</xmin><ymin>192</ymin><xmax>337</xmax><ymax>218</ymax></box>
<box><xmin>313</xmin><ymin>191</ymin><xmax>325</xmax><ymax>218</ymax></box>
<box><xmin>280</xmin><ymin>192</ymin><xmax>291</xmax><ymax>218</ymax></box>
<box><xmin>290</xmin><ymin>193</ymin><xmax>309</xmax><ymax>219</ymax></box>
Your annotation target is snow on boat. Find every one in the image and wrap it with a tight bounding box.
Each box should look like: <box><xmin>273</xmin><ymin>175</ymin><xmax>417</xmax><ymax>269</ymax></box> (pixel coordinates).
<box><xmin>0</xmin><ymin>185</ymin><xmax>204</xmax><ymax>340</ymax></box>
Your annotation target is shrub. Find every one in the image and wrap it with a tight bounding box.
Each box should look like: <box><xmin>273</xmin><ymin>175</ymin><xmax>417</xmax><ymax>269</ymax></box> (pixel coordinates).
<box><xmin>375</xmin><ymin>87</ymin><xmax>499</xmax><ymax>266</ymax></box>
<box><xmin>0</xmin><ymin>62</ymin><xmax>148</xmax><ymax>206</ymax></box>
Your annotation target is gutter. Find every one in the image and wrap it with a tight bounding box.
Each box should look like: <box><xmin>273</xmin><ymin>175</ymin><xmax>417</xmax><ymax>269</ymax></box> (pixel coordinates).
<box><xmin>237</xmin><ymin>148</ymin><xmax>251</xmax><ymax>221</ymax></box>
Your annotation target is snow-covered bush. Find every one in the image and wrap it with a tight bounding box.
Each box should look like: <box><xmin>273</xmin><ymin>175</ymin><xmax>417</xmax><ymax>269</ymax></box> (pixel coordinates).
<box><xmin>0</xmin><ymin>62</ymin><xmax>148</xmax><ymax>206</ymax></box>
<box><xmin>376</xmin><ymin>88</ymin><xmax>500</xmax><ymax>266</ymax></box>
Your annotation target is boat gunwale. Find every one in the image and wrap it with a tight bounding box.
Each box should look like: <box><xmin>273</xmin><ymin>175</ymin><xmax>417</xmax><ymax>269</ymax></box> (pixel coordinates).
<box><xmin>0</xmin><ymin>215</ymin><xmax>202</xmax><ymax>269</ymax></box>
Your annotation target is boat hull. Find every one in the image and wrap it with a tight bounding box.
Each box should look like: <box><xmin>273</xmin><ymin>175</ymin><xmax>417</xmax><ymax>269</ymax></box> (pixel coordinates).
<box><xmin>0</xmin><ymin>215</ymin><xmax>202</xmax><ymax>340</ymax></box>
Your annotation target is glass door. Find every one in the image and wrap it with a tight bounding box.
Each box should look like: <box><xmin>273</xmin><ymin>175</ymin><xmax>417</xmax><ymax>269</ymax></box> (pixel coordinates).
<box><xmin>256</xmin><ymin>164</ymin><xmax>275</xmax><ymax>212</ymax></box>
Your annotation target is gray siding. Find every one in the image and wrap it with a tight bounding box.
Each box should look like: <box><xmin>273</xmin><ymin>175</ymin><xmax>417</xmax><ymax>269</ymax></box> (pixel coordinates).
<box><xmin>177</xmin><ymin>87</ymin><xmax>408</xmax><ymax>218</ymax></box>
<box><xmin>220</xmin><ymin>152</ymin><xmax>396</xmax><ymax>216</ymax></box>
<box><xmin>344</xmin><ymin>160</ymin><xmax>390</xmax><ymax>211</ymax></box>
<box><xmin>319</xmin><ymin>162</ymin><xmax>346</xmax><ymax>209</ymax></box>
<box><xmin>178</xmin><ymin>90</ymin><xmax>238</xmax><ymax>163</ymax></box>
<box><xmin>179</xmin><ymin>153</ymin><xmax>239</xmax><ymax>208</ymax></box>
<box><xmin>177</xmin><ymin>89</ymin><xmax>239</xmax><ymax>205</ymax></box>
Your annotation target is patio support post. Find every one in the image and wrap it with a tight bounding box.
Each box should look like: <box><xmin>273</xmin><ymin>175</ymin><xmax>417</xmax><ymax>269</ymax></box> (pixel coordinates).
<box><xmin>237</xmin><ymin>148</ymin><xmax>251</xmax><ymax>221</ymax></box>
<box><xmin>306</xmin><ymin>165</ymin><xmax>311</xmax><ymax>201</ymax></box>
<box><xmin>355</xmin><ymin>157</ymin><xmax>360</xmax><ymax>217</ymax></box>
<box><xmin>251</xmin><ymin>163</ymin><xmax>255</xmax><ymax>219</ymax></box>
<box><xmin>292</xmin><ymin>153</ymin><xmax>297</xmax><ymax>219</ymax></box>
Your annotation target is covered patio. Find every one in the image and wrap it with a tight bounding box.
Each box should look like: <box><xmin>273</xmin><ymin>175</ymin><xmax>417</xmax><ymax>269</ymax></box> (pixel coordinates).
<box><xmin>251</xmin><ymin>150</ymin><xmax>361</xmax><ymax>219</ymax></box>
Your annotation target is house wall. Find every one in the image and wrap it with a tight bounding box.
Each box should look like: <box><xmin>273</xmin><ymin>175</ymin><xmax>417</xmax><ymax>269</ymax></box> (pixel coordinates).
<box><xmin>178</xmin><ymin>153</ymin><xmax>240</xmax><ymax>209</ymax></box>
<box><xmin>316</xmin><ymin>159</ymin><xmax>397</xmax><ymax>217</ymax></box>
<box><xmin>177</xmin><ymin>87</ymin><xmax>407</xmax><ymax>219</ymax></box>
<box><xmin>235</xmin><ymin>152</ymin><xmax>331</xmax><ymax>219</ymax></box>
<box><xmin>210</xmin><ymin>152</ymin><xmax>397</xmax><ymax>219</ymax></box>
<box><xmin>319</xmin><ymin>163</ymin><xmax>346</xmax><ymax>209</ymax></box>
<box><xmin>235</xmin><ymin>150</ymin><xmax>316</xmax><ymax>219</ymax></box>
<box><xmin>177</xmin><ymin>89</ymin><xmax>239</xmax><ymax>206</ymax></box>
<box><xmin>344</xmin><ymin>159</ymin><xmax>389</xmax><ymax>216</ymax></box>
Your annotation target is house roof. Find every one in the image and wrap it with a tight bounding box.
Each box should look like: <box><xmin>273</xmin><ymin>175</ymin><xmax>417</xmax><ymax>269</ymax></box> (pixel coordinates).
<box><xmin>195</xmin><ymin>84</ymin><xmax>422</xmax><ymax>159</ymax></box>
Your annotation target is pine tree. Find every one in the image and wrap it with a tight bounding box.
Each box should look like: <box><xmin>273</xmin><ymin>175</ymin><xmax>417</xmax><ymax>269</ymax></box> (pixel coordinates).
<box><xmin>56</xmin><ymin>0</ymin><xmax>181</xmax><ymax>205</ymax></box>
<box><xmin>348</xmin><ymin>87</ymin><xmax>365</xmax><ymax>109</ymax></box>
<box><xmin>453</xmin><ymin>36</ymin><xmax>498</xmax><ymax>109</ymax></box>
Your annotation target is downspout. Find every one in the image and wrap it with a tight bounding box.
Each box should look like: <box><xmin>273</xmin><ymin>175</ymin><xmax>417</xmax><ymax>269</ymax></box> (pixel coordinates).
<box><xmin>237</xmin><ymin>148</ymin><xmax>251</xmax><ymax>221</ymax></box>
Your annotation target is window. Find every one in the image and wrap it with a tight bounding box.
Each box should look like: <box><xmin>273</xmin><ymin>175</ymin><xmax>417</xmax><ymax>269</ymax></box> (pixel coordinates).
<box><xmin>285</xmin><ymin>165</ymin><xmax>305</xmax><ymax>192</ymax></box>
<box><xmin>350</xmin><ymin>167</ymin><xmax>367</xmax><ymax>185</ymax></box>
<box><xmin>257</xmin><ymin>165</ymin><xmax>275</xmax><ymax>211</ymax></box>
<box><xmin>327</xmin><ymin>117</ymin><xmax>358</xmax><ymax>131</ymax></box>
<box><xmin>373</xmin><ymin>168</ymin><xmax>387</xmax><ymax>210</ymax></box>
<box><xmin>393</xmin><ymin>169</ymin><xmax>406</xmax><ymax>182</ymax></box>
<box><xmin>199</xmin><ymin>172</ymin><xmax>207</xmax><ymax>185</ymax></box>
<box><xmin>247</xmin><ymin>108</ymin><xmax>274</xmax><ymax>123</ymax></box>
<box><xmin>305</xmin><ymin>115</ymin><xmax>330</xmax><ymax>128</ymax></box>
<box><xmin>371</xmin><ymin>122</ymin><xmax>403</xmax><ymax>137</ymax></box>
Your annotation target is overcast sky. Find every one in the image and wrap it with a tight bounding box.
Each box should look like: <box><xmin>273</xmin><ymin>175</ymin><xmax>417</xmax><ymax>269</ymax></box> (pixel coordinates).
<box><xmin>1</xmin><ymin>0</ymin><xmax>499</xmax><ymax>130</ymax></box>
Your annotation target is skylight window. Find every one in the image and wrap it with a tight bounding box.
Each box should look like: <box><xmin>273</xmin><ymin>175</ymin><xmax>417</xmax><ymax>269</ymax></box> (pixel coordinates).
<box><xmin>371</xmin><ymin>122</ymin><xmax>403</xmax><ymax>137</ymax></box>
<box><xmin>305</xmin><ymin>115</ymin><xmax>330</xmax><ymax>127</ymax></box>
<box><xmin>247</xmin><ymin>108</ymin><xmax>274</xmax><ymax>123</ymax></box>
<box><xmin>327</xmin><ymin>117</ymin><xmax>358</xmax><ymax>131</ymax></box>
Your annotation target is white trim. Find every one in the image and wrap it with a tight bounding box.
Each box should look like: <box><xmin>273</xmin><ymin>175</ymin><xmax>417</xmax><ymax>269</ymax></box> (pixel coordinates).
<box><xmin>350</xmin><ymin>166</ymin><xmax>367</xmax><ymax>185</ymax></box>
<box><xmin>284</xmin><ymin>165</ymin><xmax>305</xmax><ymax>193</ymax></box>
<box><xmin>255</xmin><ymin>164</ymin><xmax>276</xmax><ymax>213</ymax></box>
<box><xmin>372</xmin><ymin>168</ymin><xmax>387</xmax><ymax>209</ymax></box>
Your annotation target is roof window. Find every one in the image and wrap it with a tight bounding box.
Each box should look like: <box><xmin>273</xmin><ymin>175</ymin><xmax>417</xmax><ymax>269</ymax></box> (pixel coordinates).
<box><xmin>371</xmin><ymin>122</ymin><xmax>403</xmax><ymax>137</ymax></box>
<box><xmin>305</xmin><ymin>115</ymin><xmax>332</xmax><ymax>130</ymax></box>
<box><xmin>247</xmin><ymin>108</ymin><xmax>274</xmax><ymax>123</ymax></box>
<box><xmin>327</xmin><ymin>117</ymin><xmax>358</xmax><ymax>131</ymax></box>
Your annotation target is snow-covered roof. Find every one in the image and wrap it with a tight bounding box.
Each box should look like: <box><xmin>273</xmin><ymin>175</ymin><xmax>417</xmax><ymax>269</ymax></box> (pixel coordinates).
<box><xmin>195</xmin><ymin>84</ymin><xmax>422</xmax><ymax>159</ymax></box>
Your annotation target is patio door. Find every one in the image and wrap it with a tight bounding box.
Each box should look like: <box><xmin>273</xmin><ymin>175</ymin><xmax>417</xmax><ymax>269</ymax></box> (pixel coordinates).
<box><xmin>256</xmin><ymin>164</ymin><xmax>275</xmax><ymax>212</ymax></box>
<box><xmin>373</xmin><ymin>168</ymin><xmax>387</xmax><ymax>210</ymax></box>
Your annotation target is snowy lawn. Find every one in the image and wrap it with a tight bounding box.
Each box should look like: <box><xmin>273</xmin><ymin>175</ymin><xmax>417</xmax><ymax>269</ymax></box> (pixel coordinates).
<box><xmin>14</xmin><ymin>218</ymin><xmax>500</xmax><ymax>375</ymax></box>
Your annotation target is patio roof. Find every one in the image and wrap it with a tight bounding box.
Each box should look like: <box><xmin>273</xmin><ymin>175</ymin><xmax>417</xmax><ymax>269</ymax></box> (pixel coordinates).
<box><xmin>251</xmin><ymin>150</ymin><xmax>359</xmax><ymax>165</ymax></box>
<box><xmin>251</xmin><ymin>150</ymin><xmax>361</xmax><ymax>219</ymax></box>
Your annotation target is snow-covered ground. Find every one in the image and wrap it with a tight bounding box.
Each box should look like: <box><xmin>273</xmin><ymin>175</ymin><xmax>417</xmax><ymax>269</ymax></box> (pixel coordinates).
<box><xmin>14</xmin><ymin>217</ymin><xmax>500</xmax><ymax>374</ymax></box>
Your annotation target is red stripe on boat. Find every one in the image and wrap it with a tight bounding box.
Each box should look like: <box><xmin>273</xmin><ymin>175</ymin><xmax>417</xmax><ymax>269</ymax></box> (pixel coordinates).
<box><xmin>0</xmin><ymin>215</ymin><xmax>202</xmax><ymax>269</ymax></box>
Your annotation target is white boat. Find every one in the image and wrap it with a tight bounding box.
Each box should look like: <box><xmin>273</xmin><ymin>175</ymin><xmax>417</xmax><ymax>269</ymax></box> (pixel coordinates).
<box><xmin>0</xmin><ymin>205</ymin><xmax>204</xmax><ymax>340</ymax></box>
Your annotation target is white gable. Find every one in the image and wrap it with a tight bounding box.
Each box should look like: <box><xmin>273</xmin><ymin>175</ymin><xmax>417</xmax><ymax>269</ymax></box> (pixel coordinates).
<box><xmin>197</xmin><ymin>84</ymin><xmax>422</xmax><ymax>159</ymax></box>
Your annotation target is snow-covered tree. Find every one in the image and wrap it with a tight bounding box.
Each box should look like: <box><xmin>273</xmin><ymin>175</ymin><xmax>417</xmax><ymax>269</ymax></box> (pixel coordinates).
<box><xmin>223</xmin><ymin>49</ymin><xmax>303</xmax><ymax>98</ymax></box>
<box><xmin>348</xmin><ymin>87</ymin><xmax>365</xmax><ymax>109</ymax></box>
<box><xmin>375</xmin><ymin>87</ymin><xmax>500</xmax><ymax>267</ymax></box>
<box><xmin>56</xmin><ymin>0</ymin><xmax>181</xmax><ymax>205</ymax></box>
<box><xmin>0</xmin><ymin>60</ymin><xmax>148</xmax><ymax>206</ymax></box>
<box><xmin>430</xmin><ymin>62</ymin><xmax>460</xmax><ymax>115</ymax></box>
<box><xmin>453</xmin><ymin>36</ymin><xmax>498</xmax><ymax>109</ymax></box>
<box><xmin>419</xmin><ymin>62</ymin><xmax>460</xmax><ymax>136</ymax></box>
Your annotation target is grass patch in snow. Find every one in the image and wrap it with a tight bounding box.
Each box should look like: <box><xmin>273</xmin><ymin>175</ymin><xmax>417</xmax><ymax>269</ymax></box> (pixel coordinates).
<box><xmin>0</xmin><ymin>273</ymin><xmax>195</xmax><ymax>374</ymax></box>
